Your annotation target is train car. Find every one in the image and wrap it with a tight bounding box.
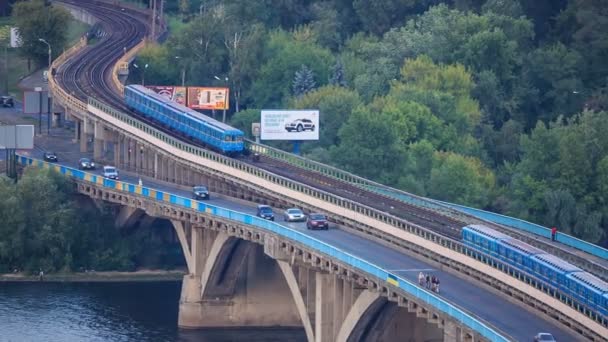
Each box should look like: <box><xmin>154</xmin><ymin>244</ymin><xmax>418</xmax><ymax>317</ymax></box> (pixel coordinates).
<box><xmin>462</xmin><ymin>224</ymin><xmax>608</xmax><ymax>320</ymax></box>
<box><xmin>530</xmin><ymin>253</ymin><xmax>582</xmax><ymax>290</ymax></box>
<box><xmin>497</xmin><ymin>238</ymin><xmax>544</xmax><ymax>272</ymax></box>
<box><xmin>462</xmin><ymin>224</ymin><xmax>511</xmax><ymax>258</ymax></box>
<box><xmin>565</xmin><ymin>270</ymin><xmax>608</xmax><ymax>316</ymax></box>
<box><xmin>124</xmin><ymin>85</ymin><xmax>244</xmax><ymax>155</ymax></box>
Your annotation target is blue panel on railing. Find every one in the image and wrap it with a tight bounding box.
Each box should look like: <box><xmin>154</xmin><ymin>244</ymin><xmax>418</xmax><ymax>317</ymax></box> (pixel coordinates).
<box><xmin>142</xmin><ymin>188</ymin><xmax>149</xmax><ymax>196</ymax></box>
<box><xmin>16</xmin><ymin>155</ymin><xmax>509</xmax><ymax>342</ymax></box>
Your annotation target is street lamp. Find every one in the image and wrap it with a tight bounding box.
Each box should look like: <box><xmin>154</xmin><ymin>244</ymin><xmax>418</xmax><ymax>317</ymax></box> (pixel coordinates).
<box><xmin>214</xmin><ymin>75</ymin><xmax>229</xmax><ymax>123</ymax></box>
<box><xmin>38</xmin><ymin>38</ymin><xmax>52</xmax><ymax>135</ymax></box>
<box><xmin>38</xmin><ymin>38</ymin><xmax>51</xmax><ymax>75</ymax></box>
<box><xmin>133</xmin><ymin>63</ymin><xmax>149</xmax><ymax>86</ymax></box>
<box><xmin>175</xmin><ymin>56</ymin><xmax>186</xmax><ymax>86</ymax></box>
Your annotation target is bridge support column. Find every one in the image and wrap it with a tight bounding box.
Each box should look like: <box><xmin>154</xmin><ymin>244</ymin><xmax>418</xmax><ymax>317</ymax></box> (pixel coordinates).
<box><xmin>113</xmin><ymin>136</ymin><xmax>120</xmax><ymax>167</ymax></box>
<box><xmin>76</xmin><ymin>118</ymin><xmax>89</xmax><ymax>153</ymax></box>
<box><xmin>153</xmin><ymin>153</ymin><xmax>159</xmax><ymax>179</ymax></box>
<box><xmin>177</xmin><ymin>228</ymin><xmax>301</xmax><ymax>329</ymax></box>
<box><xmin>115</xmin><ymin>206</ymin><xmax>144</xmax><ymax>229</ymax></box>
<box><xmin>93</xmin><ymin>121</ymin><xmax>104</xmax><ymax>162</ymax></box>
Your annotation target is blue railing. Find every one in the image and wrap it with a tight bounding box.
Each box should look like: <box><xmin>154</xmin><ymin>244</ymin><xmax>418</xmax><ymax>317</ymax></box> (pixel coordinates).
<box><xmin>17</xmin><ymin>155</ymin><xmax>509</xmax><ymax>342</ymax></box>
<box><xmin>367</xmin><ymin>185</ymin><xmax>608</xmax><ymax>261</ymax></box>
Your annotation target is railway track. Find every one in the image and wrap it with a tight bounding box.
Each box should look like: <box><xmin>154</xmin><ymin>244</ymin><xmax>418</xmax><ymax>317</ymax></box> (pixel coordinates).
<box><xmin>53</xmin><ymin>1</ymin><xmax>608</xmax><ymax>279</ymax></box>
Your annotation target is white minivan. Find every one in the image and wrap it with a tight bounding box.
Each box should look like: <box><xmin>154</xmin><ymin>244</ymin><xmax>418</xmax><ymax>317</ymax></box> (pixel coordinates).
<box><xmin>103</xmin><ymin>165</ymin><xmax>119</xmax><ymax>180</ymax></box>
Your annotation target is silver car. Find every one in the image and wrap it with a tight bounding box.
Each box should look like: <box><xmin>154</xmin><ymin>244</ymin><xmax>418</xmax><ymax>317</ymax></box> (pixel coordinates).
<box><xmin>283</xmin><ymin>208</ymin><xmax>306</xmax><ymax>222</ymax></box>
<box><xmin>534</xmin><ymin>333</ymin><xmax>556</xmax><ymax>342</ymax></box>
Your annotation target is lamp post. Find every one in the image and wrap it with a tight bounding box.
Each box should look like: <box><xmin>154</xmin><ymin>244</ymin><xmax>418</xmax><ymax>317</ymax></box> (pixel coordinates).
<box><xmin>214</xmin><ymin>75</ymin><xmax>229</xmax><ymax>122</ymax></box>
<box><xmin>175</xmin><ymin>56</ymin><xmax>185</xmax><ymax>86</ymax></box>
<box><xmin>133</xmin><ymin>63</ymin><xmax>149</xmax><ymax>86</ymax></box>
<box><xmin>38</xmin><ymin>38</ymin><xmax>52</xmax><ymax>135</ymax></box>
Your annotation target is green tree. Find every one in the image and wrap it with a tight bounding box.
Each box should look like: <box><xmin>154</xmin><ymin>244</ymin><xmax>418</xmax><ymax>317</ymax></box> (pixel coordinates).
<box><xmin>251</xmin><ymin>29</ymin><xmax>333</xmax><ymax>107</ymax></box>
<box><xmin>230</xmin><ymin>108</ymin><xmax>261</xmax><ymax>139</ymax></box>
<box><xmin>328</xmin><ymin>60</ymin><xmax>347</xmax><ymax>87</ymax></box>
<box><xmin>428</xmin><ymin>151</ymin><xmax>496</xmax><ymax>207</ymax></box>
<box><xmin>12</xmin><ymin>0</ymin><xmax>72</xmax><ymax>68</ymax></box>
<box><xmin>292</xmin><ymin>64</ymin><xmax>316</xmax><ymax>97</ymax></box>
<box><xmin>290</xmin><ymin>85</ymin><xmax>362</xmax><ymax>148</ymax></box>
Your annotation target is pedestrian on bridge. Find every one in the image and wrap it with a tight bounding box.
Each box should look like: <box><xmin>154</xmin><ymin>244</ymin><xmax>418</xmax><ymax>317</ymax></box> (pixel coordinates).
<box><xmin>551</xmin><ymin>227</ymin><xmax>557</xmax><ymax>241</ymax></box>
<box><xmin>425</xmin><ymin>274</ymin><xmax>430</xmax><ymax>289</ymax></box>
<box><xmin>418</xmin><ymin>272</ymin><xmax>425</xmax><ymax>286</ymax></box>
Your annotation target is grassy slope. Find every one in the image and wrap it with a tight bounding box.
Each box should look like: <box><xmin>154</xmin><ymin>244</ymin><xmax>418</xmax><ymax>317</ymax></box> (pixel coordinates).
<box><xmin>0</xmin><ymin>18</ymin><xmax>90</xmax><ymax>96</ymax></box>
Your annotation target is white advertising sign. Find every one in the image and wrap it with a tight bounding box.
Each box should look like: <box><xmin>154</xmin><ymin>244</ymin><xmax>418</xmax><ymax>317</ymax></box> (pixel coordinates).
<box><xmin>260</xmin><ymin>110</ymin><xmax>319</xmax><ymax>141</ymax></box>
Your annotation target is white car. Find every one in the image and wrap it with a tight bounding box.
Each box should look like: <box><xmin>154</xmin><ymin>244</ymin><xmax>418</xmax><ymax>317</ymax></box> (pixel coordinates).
<box><xmin>285</xmin><ymin>119</ymin><xmax>315</xmax><ymax>132</ymax></box>
<box><xmin>103</xmin><ymin>165</ymin><xmax>119</xmax><ymax>180</ymax></box>
<box><xmin>283</xmin><ymin>208</ymin><xmax>306</xmax><ymax>222</ymax></box>
<box><xmin>534</xmin><ymin>333</ymin><xmax>556</xmax><ymax>342</ymax></box>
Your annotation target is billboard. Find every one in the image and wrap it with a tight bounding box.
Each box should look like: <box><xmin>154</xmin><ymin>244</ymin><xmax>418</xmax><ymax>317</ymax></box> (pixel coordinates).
<box><xmin>187</xmin><ymin>87</ymin><xmax>229</xmax><ymax>110</ymax></box>
<box><xmin>260</xmin><ymin>110</ymin><xmax>319</xmax><ymax>141</ymax></box>
<box><xmin>146</xmin><ymin>86</ymin><xmax>187</xmax><ymax>106</ymax></box>
<box><xmin>0</xmin><ymin>125</ymin><xmax>34</xmax><ymax>149</ymax></box>
<box><xmin>23</xmin><ymin>90</ymin><xmax>49</xmax><ymax>114</ymax></box>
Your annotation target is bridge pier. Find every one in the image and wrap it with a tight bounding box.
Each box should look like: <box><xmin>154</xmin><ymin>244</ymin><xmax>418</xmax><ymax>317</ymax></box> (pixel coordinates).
<box><xmin>175</xmin><ymin>222</ymin><xmax>301</xmax><ymax>329</ymax></box>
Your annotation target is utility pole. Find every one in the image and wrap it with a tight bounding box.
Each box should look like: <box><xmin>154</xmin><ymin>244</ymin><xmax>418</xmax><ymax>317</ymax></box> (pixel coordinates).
<box><xmin>151</xmin><ymin>0</ymin><xmax>157</xmax><ymax>39</ymax></box>
<box><xmin>3</xmin><ymin>44</ymin><xmax>8</xmax><ymax>95</ymax></box>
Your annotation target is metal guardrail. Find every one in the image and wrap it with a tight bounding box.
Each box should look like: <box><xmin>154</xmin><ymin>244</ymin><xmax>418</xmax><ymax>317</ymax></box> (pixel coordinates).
<box><xmin>48</xmin><ymin>36</ymin><xmax>89</xmax><ymax>113</ymax></box>
<box><xmin>112</xmin><ymin>38</ymin><xmax>147</xmax><ymax>95</ymax></box>
<box><xmin>16</xmin><ymin>155</ymin><xmax>510</xmax><ymax>342</ymax></box>
<box><xmin>248</xmin><ymin>140</ymin><xmax>608</xmax><ymax>262</ymax></box>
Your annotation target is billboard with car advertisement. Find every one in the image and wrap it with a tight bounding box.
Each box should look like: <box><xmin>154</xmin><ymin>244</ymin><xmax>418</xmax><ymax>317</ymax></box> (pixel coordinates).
<box><xmin>260</xmin><ymin>110</ymin><xmax>319</xmax><ymax>141</ymax></box>
<box><xmin>145</xmin><ymin>86</ymin><xmax>187</xmax><ymax>106</ymax></box>
<box><xmin>187</xmin><ymin>87</ymin><xmax>229</xmax><ymax>110</ymax></box>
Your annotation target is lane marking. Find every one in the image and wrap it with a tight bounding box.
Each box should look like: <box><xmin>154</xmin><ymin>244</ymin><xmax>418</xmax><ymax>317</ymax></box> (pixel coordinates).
<box><xmin>388</xmin><ymin>268</ymin><xmax>435</xmax><ymax>272</ymax></box>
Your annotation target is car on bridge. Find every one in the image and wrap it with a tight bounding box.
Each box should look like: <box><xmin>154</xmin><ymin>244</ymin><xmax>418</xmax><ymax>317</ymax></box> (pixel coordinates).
<box><xmin>534</xmin><ymin>332</ymin><xmax>556</xmax><ymax>341</ymax></box>
<box><xmin>78</xmin><ymin>158</ymin><xmax>96</xmax><ymax>170</ymax></box>
<box><xmin>192</xmin><ymin>186</ymin><xmax>210</xmax><ymax>200</ymax></box>
<box><xmin>43</xmin><ymin>152</ymin><xmax>58</xmax><ymax>162</ymax></box>
<box><xmin>283</xmin><ymin>208</ymin><xmax>306</xmax><ymax>222</ymax></box>
<box><xmin>103</xmin><ymin>166</ymin><xmax>119</xmax><ymax>180</ymax></box>
<box><xmin>306</xmin><ymin>213</ymin><xmax>329</xmax><ymax>230</ymax></box>
<box><xmin>1</xmin><ymin>95</ymin><xmax>14</xmax><ymax>108</ymax></box>
<box><xmin>256</xmin><ymin>205</ymin><xmax>274</xmax><ymax>221</ymax></box>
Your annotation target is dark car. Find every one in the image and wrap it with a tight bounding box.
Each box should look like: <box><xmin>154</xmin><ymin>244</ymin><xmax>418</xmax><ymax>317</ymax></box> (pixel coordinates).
<box><xmin>192</xmin><ymin>186</ymin><xmax>210</xmax><ymax>200</ymax></box>
<box><xmin>0</xmin><ymin>95</ymin><xmax>14</xmax><ymax>108</ymax></box>
<box><xmin>256</xmin><ymin>205</ymin><xmax>275</xmax><ymax>221</ymax></box>
<box><xmin>43</xmin><ymin>152</ymin><xmax>58</xmax><ymax>162</ymax></box>
<box><xmin>306</xmin><ymin>213</ymin><xmax>329</xmax><ymax>230</ymax></box>
<box><xmin>78</xmin><ymin>158</ymin><xmax>96</xmax><ymax>170</ymax></box>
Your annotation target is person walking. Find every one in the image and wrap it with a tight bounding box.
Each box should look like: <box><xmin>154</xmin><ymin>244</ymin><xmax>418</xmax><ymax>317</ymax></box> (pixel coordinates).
<box><xmin>418</xmin><ymin>272</ymin><xmax>425</xmax><ymax>286</ymax></box>
<box><xmin>431</xmin><ymin>276</ymin><xmax>437</xmax><ymax>292</ymax></box>
<box><xmin>551</xmin><ymin>227</ymin><xmax>557</xmax><ymax>241</ymax></box>
<box><xmin>435</xmin><ymin>277</ymin><xmax>440</xmax><ymax>293</ymax></box>
<box><xmin>426</xmin><ymin>274</ymin><xmax>431</xmax><ymax>289</ymax></box>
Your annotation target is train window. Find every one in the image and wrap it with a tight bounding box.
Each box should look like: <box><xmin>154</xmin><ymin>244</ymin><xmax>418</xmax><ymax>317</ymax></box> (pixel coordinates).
<box><xmin>225</xmin><ymin>135</ymin><xmax>230</xmax><ymax>141</ymax></box>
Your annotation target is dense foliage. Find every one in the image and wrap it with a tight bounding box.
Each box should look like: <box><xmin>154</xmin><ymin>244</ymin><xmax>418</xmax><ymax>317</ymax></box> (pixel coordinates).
<box><xmin>11</xmin><ymin>0</ymin><xmax>72</xmax><ymax>66</ymax></box>
<box><xmin>0</xmin><ymin>169</ymin><xmax>184</xmax><ymax>274</ymax></box>
<box><xmin>134</xmin><ymin>0</ymin><xmax>608</xmax><ymax>246</ymax></box>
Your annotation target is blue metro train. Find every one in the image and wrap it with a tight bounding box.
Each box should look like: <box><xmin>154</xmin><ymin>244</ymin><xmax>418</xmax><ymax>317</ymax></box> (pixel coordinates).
<box><xmin>463</xmin><ymin>224</ymin><xmax>608</xmax><ymax>320</ymax></box>
<box><xmin>124</xmin><ymin>85</ymin><xmax>244</xmax><ymax>155</ymax></box>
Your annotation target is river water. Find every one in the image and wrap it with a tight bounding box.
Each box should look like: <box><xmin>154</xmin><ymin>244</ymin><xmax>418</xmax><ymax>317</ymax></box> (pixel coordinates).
<box><xmin>0</xmin><ymin>282</ymin><xmax>306</xmax><ymax>342</ymax></box>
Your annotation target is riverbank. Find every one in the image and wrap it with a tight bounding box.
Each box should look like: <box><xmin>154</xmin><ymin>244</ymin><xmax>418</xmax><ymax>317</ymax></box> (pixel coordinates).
<box><xmin>0</xmin><ymin>269</ymin><xmax>186</xmax><ymax>282</ymax></box>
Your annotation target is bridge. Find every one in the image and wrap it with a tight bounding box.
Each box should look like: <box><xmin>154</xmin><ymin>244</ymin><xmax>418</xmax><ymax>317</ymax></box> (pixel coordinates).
<box><xmin>21</xmin><ymin>0</ymin><xmax>608</xmax><ymax>341</ymax></box>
